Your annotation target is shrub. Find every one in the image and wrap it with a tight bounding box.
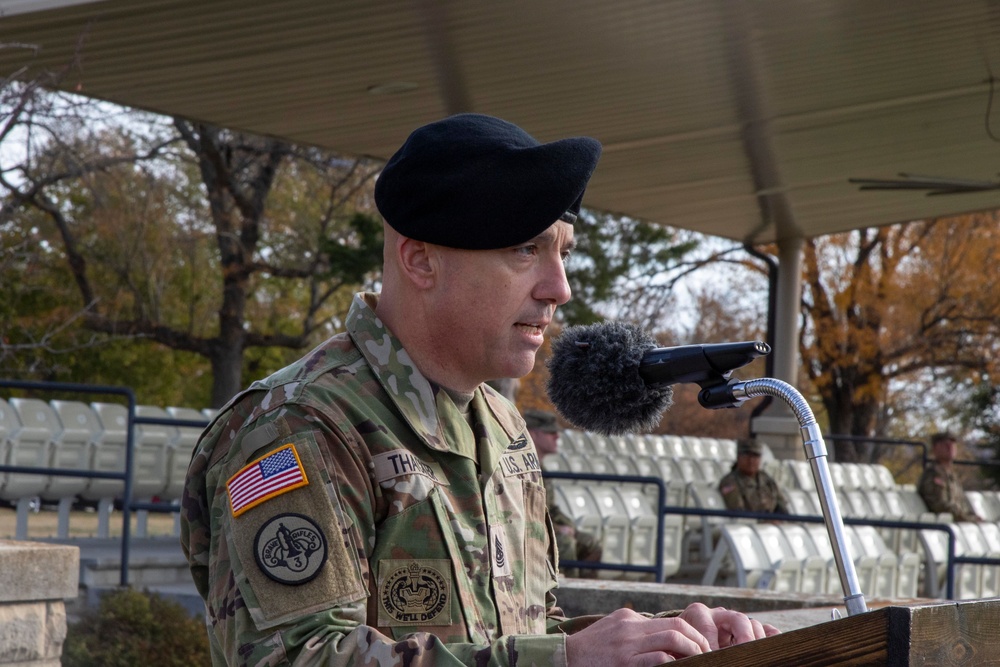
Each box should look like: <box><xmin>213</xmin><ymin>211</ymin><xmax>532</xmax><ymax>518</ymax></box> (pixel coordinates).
<box><xmin>63</xmin><ymin>588</ymin><xmax>211</xmax><ymax>667</ymax></box>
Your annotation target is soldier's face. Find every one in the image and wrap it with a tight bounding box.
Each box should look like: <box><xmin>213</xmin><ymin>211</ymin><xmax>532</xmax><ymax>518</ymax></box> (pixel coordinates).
<box><xmin>736</xmin><ymin>452</ymin><xmax>761</xmax><ymax>476</ymax></box>
<box><xmin>933</xmin><ymin>439</ymin><xmax>957</xmax><ymax>463</ymax></box>
<box><xmin>529</xmin><ymin>429</ymin><xmax>560</xmax><ymax>458</ymax></box>
<box><xmin>426</xmin><ymin>221</ymin><xmax>574</xmax><ymax>390</ymax></box>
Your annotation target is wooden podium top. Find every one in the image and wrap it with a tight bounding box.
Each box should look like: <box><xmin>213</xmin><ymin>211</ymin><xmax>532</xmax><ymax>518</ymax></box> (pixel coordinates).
<box><xmin>673</xmin><ymin>599</ymin><xmax>1000</xmax><ymax>666</ymax></box>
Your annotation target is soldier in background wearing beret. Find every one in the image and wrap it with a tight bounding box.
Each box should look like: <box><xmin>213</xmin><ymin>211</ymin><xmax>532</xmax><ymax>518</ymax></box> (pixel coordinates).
<box><xmin>523</xmin><ymin>409</ymin><xmax>603</xmax><ymax>578</ymax></box>
<box><xmin>182</xmin><ymin>113</ymin><xmax>776</xmax><ymax>667</ymax></box>
<box><xmin>917</xmin><ymin>431</ymin><xmax>982</xmax><ymax>522</ymax></box>
<box><xmin>718</xmin><ymin>439</ymin><xmax>790</xmax><ymax>515</ymax></box>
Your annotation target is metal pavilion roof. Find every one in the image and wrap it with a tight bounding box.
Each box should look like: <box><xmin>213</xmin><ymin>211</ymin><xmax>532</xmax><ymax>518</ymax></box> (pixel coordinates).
<box><xmin>3</xmin><ymin>0</ymin><xmax>1000</xmax><ymax>244</ymax></box>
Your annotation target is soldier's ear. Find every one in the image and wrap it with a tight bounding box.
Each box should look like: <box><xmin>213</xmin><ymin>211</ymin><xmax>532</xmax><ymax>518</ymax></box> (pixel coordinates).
<box><xmin>396</xmin><ymin>237</ymin><xmax>437</xmax><ymax>289</ymax></box>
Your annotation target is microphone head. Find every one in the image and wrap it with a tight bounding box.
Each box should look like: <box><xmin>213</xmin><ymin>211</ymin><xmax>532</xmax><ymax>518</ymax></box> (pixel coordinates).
<box><xmin>546</xmin><ymin>321</ymin><xmax>673</xmax><ymax>435</ymax></box>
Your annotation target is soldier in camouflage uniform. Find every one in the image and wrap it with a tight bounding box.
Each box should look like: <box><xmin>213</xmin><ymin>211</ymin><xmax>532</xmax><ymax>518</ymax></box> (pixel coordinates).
<box><xmin>918</xmin><ymin>431</ymin><xmax>981</xmax><ymax>522</ymax></box>
<box><xmin>718</xmin><ymin>439</ymin><xmax>790</xmax><ymax>515</ymax></box>
<box><xmin>523</xmin><ymin>409</ymin><xmax>602</xmax><ymax>578</ymax></box>
<box><xmin>182</xmin><ymin>114</ymin><xmax>776</xmax><ymax>667</ymax></box>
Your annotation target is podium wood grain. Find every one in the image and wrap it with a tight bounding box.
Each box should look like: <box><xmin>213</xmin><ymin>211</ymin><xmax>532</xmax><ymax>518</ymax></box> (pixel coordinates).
<box><xmin>670</xmin><ymin>599</ymin><xmax>1000</xmax><ymax>666</ymax></box>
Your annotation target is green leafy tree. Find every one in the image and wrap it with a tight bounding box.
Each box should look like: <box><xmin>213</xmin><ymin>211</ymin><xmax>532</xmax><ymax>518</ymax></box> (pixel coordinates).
<box><xmin>562</xmin><ymin>210</ymin><xmax>699</xmax><ymax>327</ymax></box>
<box><xmin>1</xmin><ymin>84</ymin><xmax>382</xmax><ymax>407</ymax></box>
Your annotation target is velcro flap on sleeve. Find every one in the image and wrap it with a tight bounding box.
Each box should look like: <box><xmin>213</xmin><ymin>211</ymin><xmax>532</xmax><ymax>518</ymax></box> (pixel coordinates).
<box><xmin>225</xmin><ymin>431</ymin><xmax>367</xmax><ymax>630</ymax></box>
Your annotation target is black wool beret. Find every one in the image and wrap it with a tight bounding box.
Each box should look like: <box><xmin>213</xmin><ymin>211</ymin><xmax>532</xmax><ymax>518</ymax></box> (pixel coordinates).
<box><xmin>375</xmin><ymin>113</ymin><xmax>602</xmax><ymax>249</ymax></box>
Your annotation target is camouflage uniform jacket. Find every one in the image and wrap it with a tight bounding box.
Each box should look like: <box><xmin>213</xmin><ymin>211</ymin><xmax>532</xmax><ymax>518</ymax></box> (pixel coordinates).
<box><xmin>181</xmin><ymin>292</ymin><xmax>572</xmax><ymax>667</ymax></box>
<box><xmin>917</xmin><ymin>462</ymin><xmax>980</xmax><ymax>522</ymax></box>
<box><xmin>718</xmin><ymin>468</ymin><xmax>790</xmax><ymax>515</ymax></box>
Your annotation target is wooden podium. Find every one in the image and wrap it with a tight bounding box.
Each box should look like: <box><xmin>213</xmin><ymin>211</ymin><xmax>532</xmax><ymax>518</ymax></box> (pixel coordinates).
<box><xmin>674</xmin><ymin>599</ymin><xmax>1000</xmax><ymax>666</ymax></box>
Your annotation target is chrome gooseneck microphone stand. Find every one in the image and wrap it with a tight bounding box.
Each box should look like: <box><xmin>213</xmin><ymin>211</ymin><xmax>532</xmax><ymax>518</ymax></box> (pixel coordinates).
<box><xmin>700</xmin><ymin>377</ymin><xmax>869</xmax><ymax>617</ymax></box>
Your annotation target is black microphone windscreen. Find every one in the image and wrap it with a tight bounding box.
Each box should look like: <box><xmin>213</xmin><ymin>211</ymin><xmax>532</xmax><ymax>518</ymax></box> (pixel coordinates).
<box><xmin>546</xmin><ymin>321</ymin><xmax>673</xmax><ymax>435</ymax></box>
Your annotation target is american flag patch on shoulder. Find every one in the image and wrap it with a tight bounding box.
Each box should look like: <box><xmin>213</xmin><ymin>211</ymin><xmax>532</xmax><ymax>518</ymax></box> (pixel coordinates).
<box><xmin>227</xmin><ymin>444</ymin><xmax>308</xmax><ymax>517</ymax></box>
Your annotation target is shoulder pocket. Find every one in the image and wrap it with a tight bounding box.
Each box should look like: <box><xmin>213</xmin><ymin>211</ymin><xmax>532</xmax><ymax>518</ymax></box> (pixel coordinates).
<box><xmin>223</xmin><ymin>431</ymin><xmax>367</xmax><ymax>630</ymax></box>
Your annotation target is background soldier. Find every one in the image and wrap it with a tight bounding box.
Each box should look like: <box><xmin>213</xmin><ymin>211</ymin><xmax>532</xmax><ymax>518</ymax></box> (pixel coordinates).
<box><xmin>918</xmin><ymin>431</ymin><xmax>982</xmax><ymax>522</ymax></box>
<box><xmin>523</xmin><ymin>409</ymin><xmax>603</xmax><ymax>577</ymax></box>
<box><xmin>718</xmin><ymin>439</ymin><xmax>790</xmax><ymax>515</ymax></box>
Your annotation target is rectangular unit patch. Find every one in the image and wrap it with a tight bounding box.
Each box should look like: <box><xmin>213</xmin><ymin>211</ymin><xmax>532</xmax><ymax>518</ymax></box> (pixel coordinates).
<box><xmin>228</xmin><ymin>443</ymin><xmax>308</xmax><ymax>517</ymax></box>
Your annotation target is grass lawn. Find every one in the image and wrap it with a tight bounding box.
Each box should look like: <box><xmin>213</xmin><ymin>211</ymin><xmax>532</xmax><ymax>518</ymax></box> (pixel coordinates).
<box><xmin>0</xmin><ymin>505</ymin><xmax>179</xmax><ymax>539</ymax></box>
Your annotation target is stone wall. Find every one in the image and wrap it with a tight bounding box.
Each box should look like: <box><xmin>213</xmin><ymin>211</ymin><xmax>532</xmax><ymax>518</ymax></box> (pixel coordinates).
<box><xmin>0</xmin><ymin>540</ymin><xmax>79</xmax><ymax>667</ymax></box>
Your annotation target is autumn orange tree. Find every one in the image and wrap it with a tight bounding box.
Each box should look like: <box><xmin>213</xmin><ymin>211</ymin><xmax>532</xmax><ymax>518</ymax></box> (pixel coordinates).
<box><xmin>800</xmin><ymin>213</ymin><xmax>1000</xmax><ymax>461</ymax></box>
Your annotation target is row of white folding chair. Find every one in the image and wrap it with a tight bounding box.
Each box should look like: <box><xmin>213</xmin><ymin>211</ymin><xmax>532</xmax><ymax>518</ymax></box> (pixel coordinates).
<box><xmin>772</xmin><ymin>459</ymin><xmax>897</xmax><ymax>493</ymax></box>
<box><xmin>702</xmin><ymin>522</ymin><xmax>920</xmax><ymax>599</ymax></box>
<box><xmin>543</xmin><ymin>451</ymin><xmax>732</xmax><ymax>488</ymax></box>
<box><xmin>561</xmin><ymin>430</ymin><xmax>739</xmax><ymax>462</ymax></box>
<box><xmin>552</xmin><ymin>482</ymin><xmax>683</xmax><ymax>580</ymax></box>
<box><xmin>0</xmin><ymin>397</ymin><xmax>212</xmax><ymax>538</ymax></box>
<box><xmin>919</xmin><ymin>521</ymin><xmax>1000</xmax><ymax>600</ymax></box>
<box><xmin>966</xmin><ymin>490</ymin><xmax>1000</xmax><ymax>523</ymax></box>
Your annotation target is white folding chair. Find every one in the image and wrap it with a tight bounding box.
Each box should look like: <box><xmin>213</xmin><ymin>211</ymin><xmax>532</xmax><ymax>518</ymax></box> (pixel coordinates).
<box><xmin>541</xmin><ymin>452</ymin><xmax>570</xmax><ymax>472</ymax></box>
<box><xmin>586</xmin><ymin>486</ymin><xmax>632</xmax><ymax>577</ymax></box>
<box><xmin>49</xmin><ymin>400</ymin><xmax>105</xmax><ymax>537</ymax></box>
<box><xmin>778</xmin><ymin>523</ymin><xmax>830</xmax><ymax>594</ymax></box>
<box><xmin>849</xmin><ymin>524</ymin><xmax>900</xmax><ymax>598</ymax></box>
<box><xmin>605</xmin><ymin>435</ymin><xmax>632</xmax><ymax>456</ymax></box>
<box><xmin>581</xmin><ymin>432</ymin><xmax>611</xmax><ymax>456</ymax></box>
<box><xmin>554</xmin><ymin>484</ymin><xmax>604</xmax><ymax>541</ymax></box>
<box><xmin>559</xmin><ymin>430</ymin><xmax>587</xmax><ymax>455</ymax></box>
<box><xmin>857</xmin><ymin>464</ymin><xmax>882</xmax><ymax>491</ymax></box>
<box><xmin>89</xmin><ymin>402</ymin><xmax>130</xmax><ymax>538</ymax></box>
<box><xmin>660</xmin><ymin>435</ymin><xmax>689</xmax><ymax>459</ymax></box>
<box><xmin>615</xmin><ymin>486</ymin><xmax>660</xmax><ymax>568</ymax></box>
<box><xmin>633</xmin><ymin>455</ymin><xmax>661</xmax><ymax>480</ymax></box>
<box><xmin>702</xmin><ymin>523</ymin><xmax>800</xmax><ymax>590</ymax></box>
<box><xmin>958</xmin><ymin>522</ymin><xmax>999</xmax><ymax>598</ymax></box>
<box><xmin>162</xmin><ymin>406</ymin><xmax>209</xmax><ymax>524</ymax></box>
<box><xmin>608</xmin><ymin>456</ymin><xmax>640</xmax><ymax>477</ymax></box>
<box><xmin>717</xmin><ymin>438</ymin><xmax>737</xmax><ymax>461</ymax></box>
<box><xmin>919</xmin><ymin>523</ymin><xmax>959</xmax><ymax>599</ymax></box>
<box><xmin>564</xmin><ymin>453</ymin><xmax>593</xmax><ymax>474</ymax></box>
<box><xmin>785</xmin><ymin>460</ymin><xmax>816</xmax><ymax>491</ymax></box>
<box><xmin>751</xmin><ymin>523</ymin><xmax>805</xmax><ymax>594</ymax></box>
<box><xmin>785</xmin><ymin>489</ymin><xmax>820</xmax><ymax>517</ymax></box>
<box><xmin>684</xmin><ymin>481</ymin><xmax>735</xmax><ymax>564</ymax></box>
<box><xmin>623</xmin><ymin>434</ymin><xmax>650</xmax><ymax>458</ymax></box>
<box><xmin>804</xmin><ymin>523</ymin><xmax>862</xmax><ymax>596</ymax></box>
<box><xmin>683</xmin><ymin>437</ymin><xmax>708</xmax><ymax>460</ymax></box>
<box><xmin>5</xmin><ymin>398</ymin><xmax>57</xmax><ymax>538</ymax></box>
<box><xmin>965</xmin><ymin>491</ymin><xmax>994</xmax><ymax>522</ymax></box>
<box><xmin>643</xmin><ymin>434</ymin><xmax>668</xmax><ymax>458</ymax></box>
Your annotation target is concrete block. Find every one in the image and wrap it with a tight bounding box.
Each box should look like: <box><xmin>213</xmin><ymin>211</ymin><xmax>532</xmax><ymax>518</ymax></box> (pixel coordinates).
<box><xmin>0</xmin><ymin>541</ymin><xmax>79</xmax><ymax>603</ymax></box>
<box><xmin>554</xmin><ymin>579</ymin><xmax>845</xmax><ymax>618</ymax></box>
<box><xmin>0</xmin><ymin>602</ymin><xmax>46</xmax><ymax>662</ymax></box>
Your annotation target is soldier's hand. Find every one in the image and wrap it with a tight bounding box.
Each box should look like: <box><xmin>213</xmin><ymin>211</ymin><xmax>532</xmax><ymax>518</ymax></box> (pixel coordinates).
<box><xmin>565</xmin><ymin>607</ymin><xmax>711</xmax><ymax>666</ymax></box>
<box><xmin>677</xmin><ymin>602</ymin><xmax>779</xmax><ymax>649</ymax></box>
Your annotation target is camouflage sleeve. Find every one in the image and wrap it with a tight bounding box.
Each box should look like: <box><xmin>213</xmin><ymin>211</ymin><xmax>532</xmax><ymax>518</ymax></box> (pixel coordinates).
<box><xmin>773</xmin><ymin>480</ymin><xmax>791</xmax><ymax>515</ymax></box>
<box><xmin>917</xmin><ymin>467</ymin><xmax>949</xmax><ymax>515</ymax></box>
<box><xmin>718</xmin><ymin>474</ymin><xmax>745</xmax><ymax>511</ymax></box>
<box><xmin>192</xmin><ymin>403</ymin><xmax>567</xmax><ymax>667</ymax></box>
<box><xmin>954</xmin><ymin>491</ymin><xmax>981</xmax><ymax>523</ymax></box>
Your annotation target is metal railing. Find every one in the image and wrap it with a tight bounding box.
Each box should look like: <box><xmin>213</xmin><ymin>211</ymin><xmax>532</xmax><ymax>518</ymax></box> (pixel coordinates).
<box><xmin>0</xmin><ymin>379</ymin><xmax>210</xmax><ymax>587</ymax></box>
<box><xmin>542</xmin><ymin>471</ymin><xmax>667</xmax><ymax>581</ymax></box>
<box><xmin>544</xmin><ymin>467</ymin><xmax>1000</xmax><ymax>599</ymax></box>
